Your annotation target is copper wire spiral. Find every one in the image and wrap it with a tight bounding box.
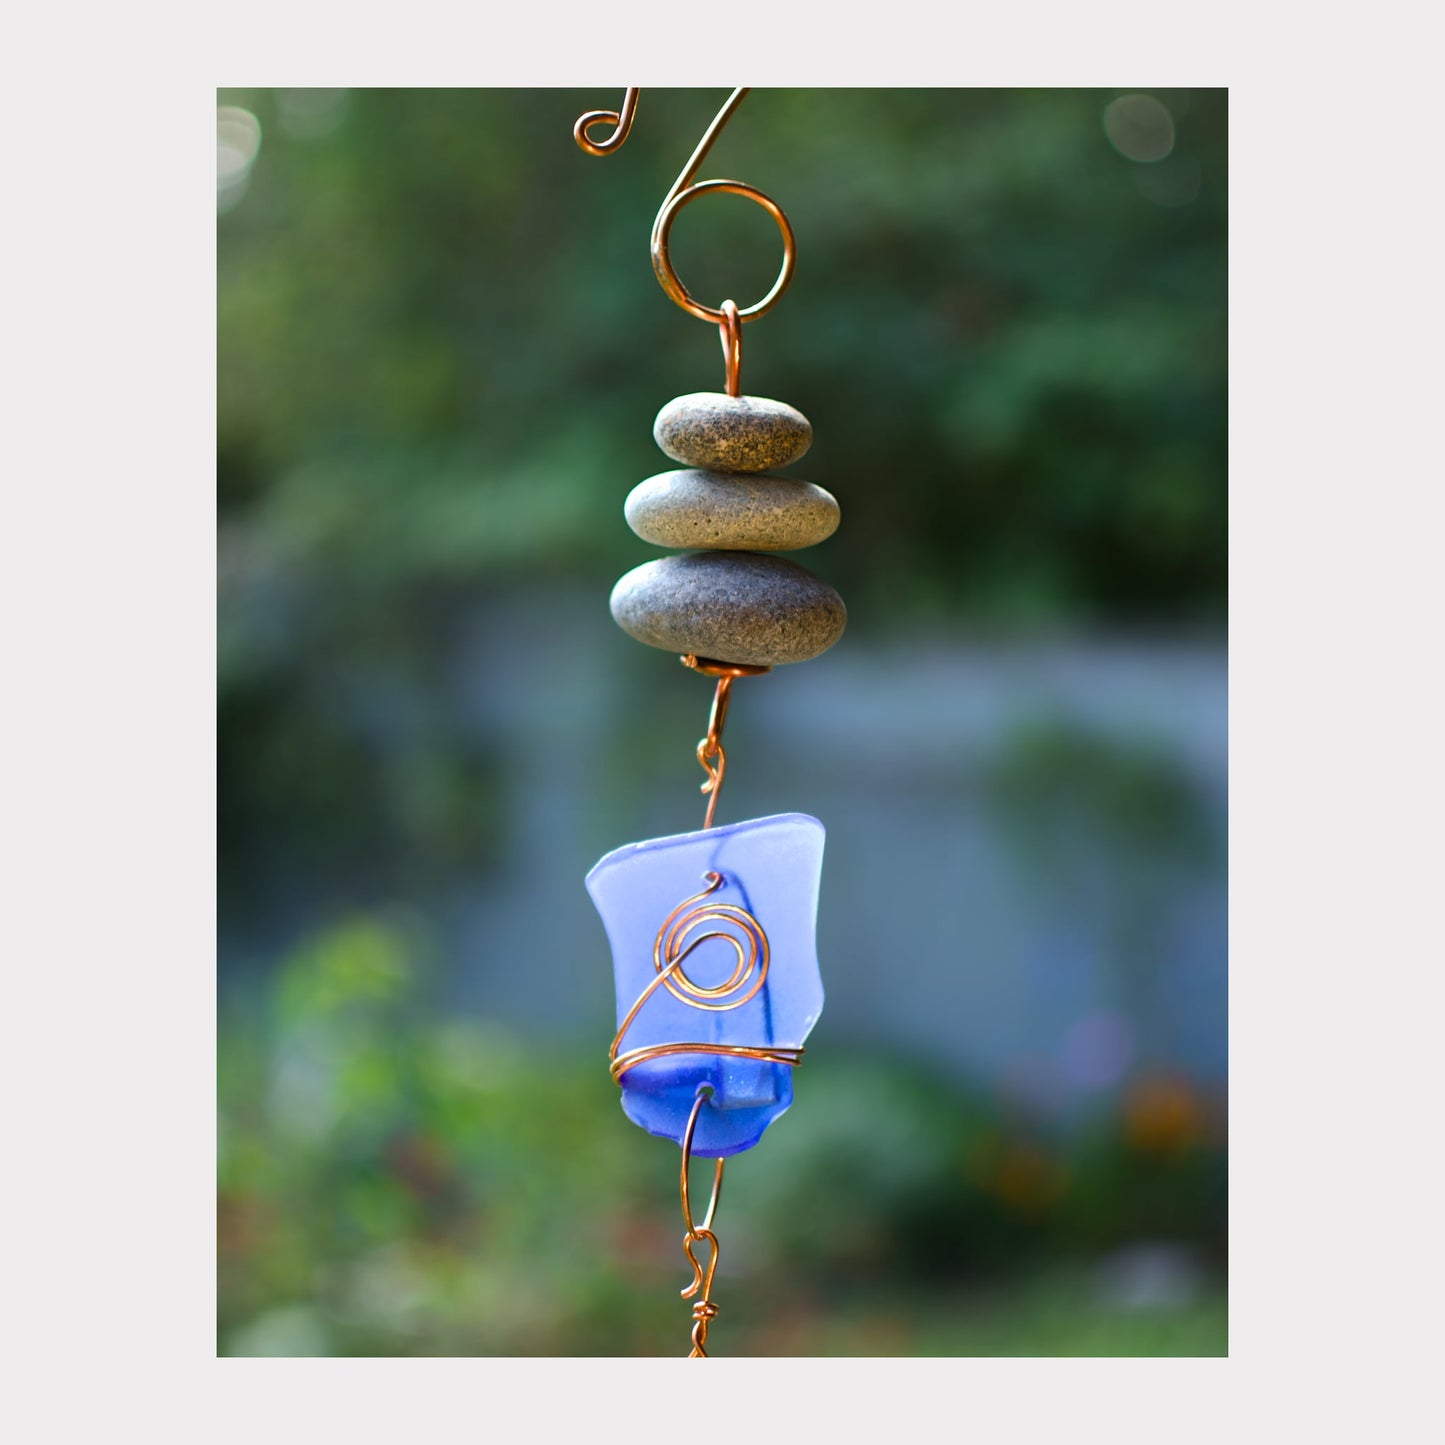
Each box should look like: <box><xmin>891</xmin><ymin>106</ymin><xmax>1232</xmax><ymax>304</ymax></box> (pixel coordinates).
<box><xmin>609</xmin><ymin>872</ymin><xmax>804</xmax><ymax>1085</ymax></box>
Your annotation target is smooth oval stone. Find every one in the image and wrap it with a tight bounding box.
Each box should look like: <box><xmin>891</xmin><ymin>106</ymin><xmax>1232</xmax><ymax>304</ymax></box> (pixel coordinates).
<box><xmin>625</xmin><ymin>469</ymin><xmax>840</xmax><ymax>552</ymax></box>
<box><xmin>654</xmin><ymin>392</ymin><xmax>812</xmax><ymax>473</ymax></box>
<box><xmin>610</xmin><ymin>551</ymin><xmax>846</xmax><ymax>667</ymax></box>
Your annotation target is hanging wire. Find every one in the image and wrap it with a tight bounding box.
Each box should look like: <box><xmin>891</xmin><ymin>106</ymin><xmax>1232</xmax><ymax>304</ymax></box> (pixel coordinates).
<box><xmin>573</xmin><ymin>87</ymin><xmax>796</xmax><ymax>395</ymax></box>
<box><xmin>681</xmin><ymin>654</ymin><xmax>770</xmax><ymax>829</ymax></box>
<box><xmin>577</xmin><ymin>92</ymin><xmax>804</xmax><ymax>1356</ymax></box>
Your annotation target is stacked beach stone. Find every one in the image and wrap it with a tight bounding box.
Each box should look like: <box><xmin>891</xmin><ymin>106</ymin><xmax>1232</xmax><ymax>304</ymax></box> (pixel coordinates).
<box><xmin>610</xmin><ymin>392</ymin><xmax>847</xmax><ymax>667</ymax></box>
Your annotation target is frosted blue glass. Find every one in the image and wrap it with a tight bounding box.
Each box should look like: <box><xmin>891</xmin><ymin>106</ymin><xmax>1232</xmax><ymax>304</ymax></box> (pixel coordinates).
<box><xmin>586</xmin><ymin>812</ymin><xmax>825</xmax><ymax>1157</ymax></box>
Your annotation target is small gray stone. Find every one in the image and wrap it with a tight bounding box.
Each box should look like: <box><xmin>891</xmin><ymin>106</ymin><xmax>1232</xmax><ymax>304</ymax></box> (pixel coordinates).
<box><xmin>625</xmin><ymin>469</ymin><xmax>840</xmax><ymax>552</ymax></box>
<box><xmin>653</xmin><ymin>392</ymin><xmax>812</xmax><ymax>473</ymax></box>
<box><xmin>610</xmin><ymin>551</ymin><xmax>846</xmax><ymax>666</ymax></box>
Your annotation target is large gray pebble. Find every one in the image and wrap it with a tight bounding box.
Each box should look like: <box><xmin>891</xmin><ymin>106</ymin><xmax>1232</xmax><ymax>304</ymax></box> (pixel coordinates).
<box><xmin>610</xmin><ymin>551</ymin><xmax>846</xmax><ymax>666</ymax></box>
<box><xmin>625</xmin><ymin>469</ymin><xmax>839</xmax><ymax>551</ymax></box>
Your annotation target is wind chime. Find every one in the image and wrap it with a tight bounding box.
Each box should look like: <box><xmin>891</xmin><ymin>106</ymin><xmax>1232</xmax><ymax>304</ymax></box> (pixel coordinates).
<box><xmin>576</xmin><ymin>88</ymin><xmax>845</xmax><ymax>1357</ymax></box>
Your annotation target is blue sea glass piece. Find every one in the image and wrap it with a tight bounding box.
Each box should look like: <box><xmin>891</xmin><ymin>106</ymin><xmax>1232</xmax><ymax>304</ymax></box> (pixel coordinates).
<box><xmin>586</xmin><ymin>812</ymin><xmax>825</xmax><ymax>1157</ymax></box>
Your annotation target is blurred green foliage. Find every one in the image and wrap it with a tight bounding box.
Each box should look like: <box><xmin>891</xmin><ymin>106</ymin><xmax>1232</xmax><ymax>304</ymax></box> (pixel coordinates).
<box><xmin>219</xmin><ymin>912</ymin><xmax>1225</xmax><ymax>1355</ymax></box>
<box><xmin>219</xmin><ymin>87</ymin><xmax>1224</xmax><ymax>622</ymax></box>
<box><xmin>218</xmin><ymin>86</ymin><xmax>1225</xmax><ymax>895</ymax></box>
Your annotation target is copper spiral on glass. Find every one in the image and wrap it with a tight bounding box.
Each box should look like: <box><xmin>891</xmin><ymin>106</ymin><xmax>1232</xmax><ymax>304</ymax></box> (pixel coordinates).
<box><xmin>609</xmin><ymin>872</ymin><xmax>802</xmax><ymax>1084</ymax></box>
<box><xmin>654</xmin><ymin>874</ymin><xmax>769</xmax><ymax>1010</ymax></box>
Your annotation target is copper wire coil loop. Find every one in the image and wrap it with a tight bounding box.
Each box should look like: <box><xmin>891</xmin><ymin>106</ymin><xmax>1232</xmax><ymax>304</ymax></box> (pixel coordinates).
<box><xmin>652</xmin><ymin>179</ymin><xmax>797</xmax><ymax>326</ymax></box>
<box><xmin>654</xmin><ymin>881</ymin><xmax>769</xmax><ymax>1009</ymax></box>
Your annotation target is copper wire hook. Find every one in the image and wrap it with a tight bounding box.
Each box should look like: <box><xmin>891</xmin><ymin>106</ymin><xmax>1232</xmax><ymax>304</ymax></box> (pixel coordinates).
<box><xmin>573</xmin><ymin>87</ymin><xmax>797</xmax><ymax>339</ymax></box>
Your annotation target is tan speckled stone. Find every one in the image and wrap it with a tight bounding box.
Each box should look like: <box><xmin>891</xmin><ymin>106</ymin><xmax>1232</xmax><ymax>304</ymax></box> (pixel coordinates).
<box><xmin>624</xmin><ymin>469</ymin><xmax>839</xmax><ymax>552</ymax></box>
<box><xmin>653</xmin><ymin>393</ymin><xmax>812</xmax><ymax>473</ymax></box>
<box><xmin>610</xmin><ymin>551</ymin><xmax>846</xmax><ymax>667</ymax></box>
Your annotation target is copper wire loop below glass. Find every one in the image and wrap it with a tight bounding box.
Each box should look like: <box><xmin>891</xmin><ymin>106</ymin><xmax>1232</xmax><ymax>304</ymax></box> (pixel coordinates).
<box><xmin>680</xmin><ymin>1090</ymin><xmax>724</xmax><ymax>1356</ymax></box>
<box><xmin>680</xmin><ymin>1090</ymin><xmax>724</xmax><ymax>1236</ymax></box>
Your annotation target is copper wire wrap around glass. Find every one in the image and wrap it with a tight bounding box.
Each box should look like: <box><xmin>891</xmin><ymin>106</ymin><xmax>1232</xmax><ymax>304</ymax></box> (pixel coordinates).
<box><xmin>573</xmin><ymin>87</ymin><xmax>796</xmax><ymax>395</ymax></box>
<box><xmin>608</xmin><ymin>872</ymin><xmax>805</xmax><ymax>1086</ymax></box>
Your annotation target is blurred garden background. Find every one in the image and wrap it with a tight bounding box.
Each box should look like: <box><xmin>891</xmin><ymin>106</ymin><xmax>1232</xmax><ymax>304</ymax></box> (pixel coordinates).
<box><xmin>217</xmin><ymin>87</ymin><xmax>1227</xmax><ymax>1356</ymax></box>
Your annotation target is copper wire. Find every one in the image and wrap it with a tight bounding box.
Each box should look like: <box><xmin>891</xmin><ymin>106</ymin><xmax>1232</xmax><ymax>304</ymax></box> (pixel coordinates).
<box><xmin>680</xmin><ymin>1089</ymin><xmax>723</xmax><ymax>1356</ymax></box>
<box><xmin>573</xmin><ymin>87</ymin><xmax>797</xmax><ymax>391</ymax></box>
<box><xmin>679</xmin><ymin>1089</ymin><xmax>724</xmax><ymax>1237</ymax></box>
<box><xmin>574</xmin><ymin>92</ymin><xmax>802</xmax><ymax>1356</ymax></box>
<box><xmin>680</xmin><ymin>654</ymin><xmax>767</xmax><ymax>829</ymax></box>
<box><xmin>719</xmin><ymin>299</ymin><xmax>743</xmax><ymax>398</ymax></box>
<box><xmin>680</xmin><ymin>655</ymin><xmax>772</xmax><ymax>678</ymax></box>
<box><xmin>572</xmin><ymin>88</ymin><xmax>639</xmax><ymax>155</ymax></box>
<box><xmin>609</xmin><ymin>872</ymin><xmax>805</xmax><ymax>1085</ymax></box>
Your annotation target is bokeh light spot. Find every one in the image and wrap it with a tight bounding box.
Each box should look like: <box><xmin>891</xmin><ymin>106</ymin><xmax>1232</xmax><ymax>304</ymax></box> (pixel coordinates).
<box><xmin>1103</xmin><ymin>94</ymin><xmax>1175</xmax><ymax>163</ymax></box>
<box><xmin>217</xmin><ymin>105</ymin><xmax>261</xmax><ymax>214</ymax></box>
<box><xmin>277</xmin><ymin>88</ymin><xmax>349</xmax><ymax>140</ymax></box>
